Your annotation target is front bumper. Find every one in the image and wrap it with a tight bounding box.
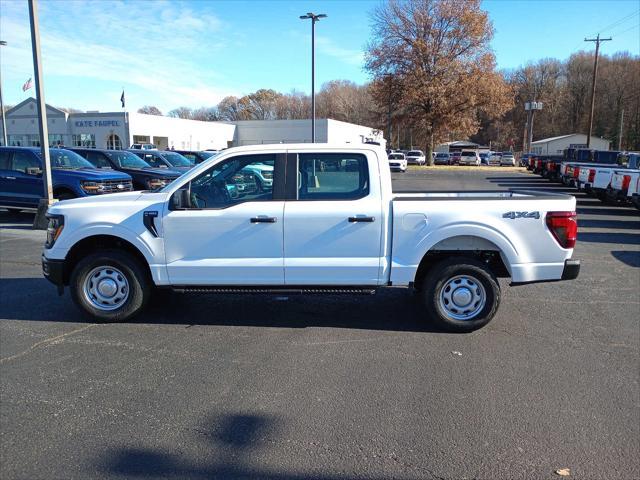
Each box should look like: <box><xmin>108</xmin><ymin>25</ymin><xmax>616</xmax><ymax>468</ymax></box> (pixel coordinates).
<box><xmin>42</xmin><ymin>255</ymin><xmax>65</xmax><ymax>288</ymax></box>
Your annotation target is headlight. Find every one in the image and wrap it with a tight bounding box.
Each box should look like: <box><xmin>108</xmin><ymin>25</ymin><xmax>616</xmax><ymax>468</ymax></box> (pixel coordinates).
<box><xmin>146</xmin><ymin>178</ymin><xmax>169</xmax><ymax>189</ymax></box>
<box><xmin>45</xmin><ymin>214</ymin><xmax>64</xmax><ymax>249</ymax></box>
<box><xmin>81</xmin><ymin>181</ymin><xmax>106</xmax><ymax>194</ymax></box>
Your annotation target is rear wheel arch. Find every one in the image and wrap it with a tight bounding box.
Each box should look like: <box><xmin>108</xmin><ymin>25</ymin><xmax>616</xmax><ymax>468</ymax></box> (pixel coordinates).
<box><xmin>413</xmin><ymin>236</ymin><xmax>510</xmax><ymax>291</ymax></box>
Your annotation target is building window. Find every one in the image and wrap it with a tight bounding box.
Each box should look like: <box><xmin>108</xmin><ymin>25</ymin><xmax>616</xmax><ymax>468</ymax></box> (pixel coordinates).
<box><xmin>107</xmin><ymin>133</ymin><xmax>122</xmax><ymax>150</ymax></box>
<box><xmin>73</xmin><ymin>133</ymin><xmax>96</xmax><ymax>147</ymax></box>
<box><xmin>48</xmin><ymin>134</ymin><xmax>65</xmax><ymax>147</ymax></box>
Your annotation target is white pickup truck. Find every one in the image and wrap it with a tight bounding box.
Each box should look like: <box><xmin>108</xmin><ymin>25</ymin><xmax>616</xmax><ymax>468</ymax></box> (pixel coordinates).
<box><xmin>42</xmin><ymin>144</ymin><xmax>580</xmax><ymax>331</ymax></box>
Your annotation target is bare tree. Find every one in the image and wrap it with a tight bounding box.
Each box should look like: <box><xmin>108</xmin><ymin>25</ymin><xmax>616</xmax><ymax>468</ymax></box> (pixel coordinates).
<box><xmin>137</xmin><ymin>105</ymin><xmax>162</xmax><ymax>115</ymax></box>
<box><xmin>365</xmin><ymin>0</ymin><xmax>513</xmax><ymax>163</ymax></box>
<box><xmin>168</xmin><ymin>107</ymin><xmax>193</xmax><ymax>119</ymax></box>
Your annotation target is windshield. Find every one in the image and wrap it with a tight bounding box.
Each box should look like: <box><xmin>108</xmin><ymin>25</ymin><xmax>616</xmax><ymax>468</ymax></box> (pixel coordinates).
<box><xmin>461</xmin><ymin>152</ymin><xmax>476</xmax><ymax>156</ymax></box>
<box><xmin>388</xmin><ymin>154</ymin><xmax>404</xmax><ymax>160</ymax></box>
<box><xmin>105</xmin><ymin>151</ymin><xmax>152</xmax><ymax>169</ymax></box>
<box><xmin>407</xmin><ymin>151</ymin><xmax>423</xmax><ymax>156</ymax></box>
<box><xmin>161</xmin><ymin>152</ymin><xmax>192</xmax><ymax>167</ymax></box>
<box><xmin>502</xmin><ymin>152</ymin><xmax>514</xmax><ymax>157</ymax></box>
<box><xmin>436</xmin><ymin>153</ymin><xmax>448</xmax><ymax>157</ymax></box>
<box><xmin>36</xmin><ymin>149</ymin><xmax>95</xmax><ymax>169</ymax></box>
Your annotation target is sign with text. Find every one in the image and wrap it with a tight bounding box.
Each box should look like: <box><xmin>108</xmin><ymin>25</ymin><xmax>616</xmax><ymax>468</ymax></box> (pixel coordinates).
<box><xmin>74</xmin><ymin>120</ymin><xmax>120</xmax><ymax>127</ymax></box>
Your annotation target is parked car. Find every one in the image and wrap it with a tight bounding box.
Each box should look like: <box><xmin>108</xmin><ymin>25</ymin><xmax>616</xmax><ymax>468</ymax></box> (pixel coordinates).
<box><xmin>130</xmin><ymin>143</ymin><xmax>157</xmax><ymax>150</ymax></box>
<box><xmin>520</xmin><ymin>153</ymin><xmax>532</xmax><ymax>167</ymax></box>
<box><xmin>70</xmin><ymin>148</ymin><xmax>181</xmax><ymax>191</ymax></box>
<box><xmin>434</xmin><ymin>152</ymin><xmax>451</xmax><ymax>165</ymax></box>
<box><xmin>479</xmin><ymin>152</ymin><xmax>490</xmax><ymax>165</ymax></box>
<box><xmin>129</xmin><ymin>150</ymin><xmax>194</xmax><ymax>173</ymax></box>
<box><xmin>500</xmin><ymin>152</ymin><xmax>516</xmax><ymax>166</ymax></box>
<box><xmin>42</xmin><ymin>143</ymin><xmax>580</xmax><ymax>332</ymax></box>
<box><xmin>387</xmin><ymin>152</ymin><xmax>408</xmax><ymax>172</ymax></box>
<box><xmin>406</xmin><ymin>150</ymin><xmax>426</xmax><ymax>165</ymax></box>
<box><xmin>0</xmin><ymin>146</ymin><xmax>132</xmax><ymax>210</ymax></box>
<box><xmin>488</xmin><ymin>153</ymin><xmax>502</xmax><ymax>166</ymax></box>
<box><xmin>174</xmin><ymin>150</ymin><xmax>219</xmax><ymax>164</ymax></box>
<box><xmin>450</xmin><ymin>151</ymin><xmax>462</xmax><ymax>165</ymax></box>
<box><xmin>459</xmin><ymin>150</ymin><xmax>480</xmax><ymax>166</ymax></box>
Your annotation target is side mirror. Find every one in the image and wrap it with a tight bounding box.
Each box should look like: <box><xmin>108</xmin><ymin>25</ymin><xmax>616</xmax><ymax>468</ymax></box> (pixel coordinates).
<box><xmin>170</xmin><ymin>188</ymin><xmax>191</xmax><ymax>210</ymax></box>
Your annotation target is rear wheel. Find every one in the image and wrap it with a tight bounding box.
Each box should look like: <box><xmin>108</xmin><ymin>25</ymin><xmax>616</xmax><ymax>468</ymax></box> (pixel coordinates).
<box><xmin>421</xmin><ymin>257</ymin><xmax>500</xmax><ymax>332</ymax></box>
<box><xmin>69</xmin><ymin>249</ymin><xmax>151</xmax><ymax>322</ymax></box>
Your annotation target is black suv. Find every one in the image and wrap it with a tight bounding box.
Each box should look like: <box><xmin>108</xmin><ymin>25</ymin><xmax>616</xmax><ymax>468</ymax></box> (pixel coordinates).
<box><xmin>70</xmin><ymin>148</ymin><xmax>181</xmax><ymax>190</ymax></box>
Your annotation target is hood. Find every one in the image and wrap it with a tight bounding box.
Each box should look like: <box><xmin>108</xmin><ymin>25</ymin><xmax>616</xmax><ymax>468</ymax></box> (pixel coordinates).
<box><xmin>48</xmin><ymin>190</ymin><xmax>145</xmax><ymax>211</ymax></box>
<box><xmin>52</xmin><ymin>168</ymin><xmax>131</xmax><ymax>181</ymax></box>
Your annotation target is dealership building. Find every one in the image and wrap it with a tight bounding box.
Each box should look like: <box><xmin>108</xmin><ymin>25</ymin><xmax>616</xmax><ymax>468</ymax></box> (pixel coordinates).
<box><xmin>2</xmin><ymin>98</ymin><xmax>384</xmax><ymax>150</ymax></box>
<box><xmin>530</xmin><ymin>133</ymin><xmax>610</xmax><ymax>155</ymax></box>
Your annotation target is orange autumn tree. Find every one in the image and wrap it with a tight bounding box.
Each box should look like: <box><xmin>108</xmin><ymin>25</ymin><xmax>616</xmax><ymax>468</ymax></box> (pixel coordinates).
<box><xmin>365</xmin><ymin>0</ymin><xmax>513</xmax><ymax>163</ymax></box>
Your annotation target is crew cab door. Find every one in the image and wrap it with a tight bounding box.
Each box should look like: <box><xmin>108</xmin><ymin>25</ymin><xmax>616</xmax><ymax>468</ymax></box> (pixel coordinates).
<box><xmin>1</xmin><ymin>150</ymin><xmax>43</xmax><ymax>208</ymax></box>
<box><xmin>162</xmin><ymin>153</ymin><xmax>286</xmax><ymax>285</ymax></box>
<box><xmin>283</xmin><ymin>151</ymin><xmax>383</xmax><ymax>285</ymax></box>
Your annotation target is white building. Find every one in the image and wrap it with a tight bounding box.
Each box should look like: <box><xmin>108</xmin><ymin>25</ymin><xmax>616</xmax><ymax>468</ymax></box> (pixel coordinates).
<box><xmin>530</xmin><ymin>134</ymin><xmax>610</xmax><ymax>155</ymax></box>
<box><xmin>232</xmin><ymin>119</ymin><xmax>385</xmax><ymax>148</ymax></box>
<box><xmin>3</xmin><ymin>98</ymin><xmax>235</xmax><ymax>150</ymax></box>
<box><xmin>3</xmin><ymin>98</ymin><xmax>385</xmax><ymax>151</ymax></box>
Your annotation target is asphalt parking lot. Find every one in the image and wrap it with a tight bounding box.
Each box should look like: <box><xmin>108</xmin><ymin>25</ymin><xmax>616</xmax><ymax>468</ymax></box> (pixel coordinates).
<box><xmin>1</xmin><ymin>167</ymin><xmax>638</xmax><ymax>480</ymax></box>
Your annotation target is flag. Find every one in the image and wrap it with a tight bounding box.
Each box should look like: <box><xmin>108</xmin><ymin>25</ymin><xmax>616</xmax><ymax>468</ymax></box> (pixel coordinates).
<box><xmin>120</xmin><ymin>90</ymin><xmax>125</xmax><ymax>108</ymax></box>
<box><xmin>22</xmin><ymin>78</ymin><xmax>33</xmax><ymax>92</ymax></box>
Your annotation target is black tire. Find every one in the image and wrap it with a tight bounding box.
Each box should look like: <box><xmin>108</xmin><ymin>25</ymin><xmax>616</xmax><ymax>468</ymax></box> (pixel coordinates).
<box><xmin>421</xmin><ymin>257</ymin><xmax>500</xmax><ymax>332</ymax></box>
<box><xmin>69</xmin><ymin>249</ymin><xmax>151</xmax><ymax>322</ymax></box>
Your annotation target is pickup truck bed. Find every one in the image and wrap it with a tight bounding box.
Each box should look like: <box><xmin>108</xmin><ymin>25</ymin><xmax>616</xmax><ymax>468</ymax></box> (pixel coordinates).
<box><xmin>42</xmin><ymin>144</ymin><xmax>580</xmax><ymax>332</ymax></box>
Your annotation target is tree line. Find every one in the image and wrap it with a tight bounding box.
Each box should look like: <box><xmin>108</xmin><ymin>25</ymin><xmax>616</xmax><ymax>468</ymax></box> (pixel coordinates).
<box><xmin>124</xmin><ymin>0</ymin><xmax>634</xmax><ymax>161</ymax></box>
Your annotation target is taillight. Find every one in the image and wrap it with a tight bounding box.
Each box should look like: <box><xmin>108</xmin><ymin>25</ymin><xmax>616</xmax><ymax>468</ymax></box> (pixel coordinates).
<box><xmin>622</xmin><ymin>175</ymin><xmax>631</xmax><ymax>190</ymax></box>
<box><xmin>537</xmin><ymin>159</ymin><xmax>542</xmax><ymax>169</ymax></box>
<box><xmin>549</xmin><ymin>163</ymin><xmax>556</xmax><ymax>171</ymax></box>
<box><xmin>546</xmin><ymin>211</ymin><xmax>578</xmax><ymax>249</ymax></box>
<box><xmin>588</xmin><ymin>169</ymin><xmax>595</xmax><ymax>183</ymax></box>
<box><xmin>573</xmin><ymin>167</ymin><xmax>580</xmax><ymax>178</ymax></box>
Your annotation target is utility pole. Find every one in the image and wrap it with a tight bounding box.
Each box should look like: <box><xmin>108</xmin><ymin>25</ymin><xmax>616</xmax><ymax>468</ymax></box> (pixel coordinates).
<box><xmin>618</xmin><ymin>108</ymin><xmax>624</xmax><ymax>151</ymax></box>
<box><xmin>29</xmin><ymin>0</ymin><xmax>54</xmax><ymax>229</ymax></box>
<box><xmin>584</xmin><ymin>34</ymin><xmax>612</xmax><ymax>148</ymax></box>
<box><xmin>300</xmin><ymin>12</ymin><xmax>327</xmax><ymax>143</ymax></box>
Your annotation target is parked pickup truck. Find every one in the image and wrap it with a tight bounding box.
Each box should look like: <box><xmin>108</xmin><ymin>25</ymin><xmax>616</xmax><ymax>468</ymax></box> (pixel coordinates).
<box><xmin>71</xmin><ymin>148</ymin><xmax>181</xmax><ymax>190</ymax></box>
<box><xmin>609</xmin><ymin>169</ymin><xmax>640</xmax><ymax>207</ymax></box>
<box><xmin>0</xmin><ymin>146</ymin><xmax>133</xmax><ymax>210</ymax></box>
<box><xmin>41</xmin><ymin>144</ymin><xmax>580</xmax><ymax>332</ymax></box>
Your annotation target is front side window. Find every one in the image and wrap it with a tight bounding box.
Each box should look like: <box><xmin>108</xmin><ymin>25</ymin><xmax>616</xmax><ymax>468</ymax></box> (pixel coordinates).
<box><xmin>140</xmin><ymin>153</ymin><xmax>166</xmax><ymax>168</ymax></box>
<box><xmin>178</xmin><ymin>154</ymin><xmax>276</xmax><ymax>209</ymax></box>
<box><xmin>86</xmin><ymin>151</ymin><xmax>112</xmax><ymax>168</ymax></box>
<box><xmin>12</xmin><ymin>151</ymin><xmax>41</xmax><ymax>174</ymax></box>
<box><xmin>298</xmin><ymin>153</ymin><xmax>369</xmax><ymax>201</ymax></box>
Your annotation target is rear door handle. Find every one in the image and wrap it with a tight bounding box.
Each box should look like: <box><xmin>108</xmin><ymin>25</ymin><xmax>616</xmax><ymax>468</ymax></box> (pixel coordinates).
<box><xmin>250</xmin><ymin>217</ymin><xmax>277</xmax><ymax>223</ymax></box>
<box><xmin>5</xmin><ymin>176</ymin><xmax>16</xmax><ymax>180</ymax></box>
<box><xmin>348</xmin><ymin>216</ymin><xmax>375</xmax><ymax>223</ymax></box>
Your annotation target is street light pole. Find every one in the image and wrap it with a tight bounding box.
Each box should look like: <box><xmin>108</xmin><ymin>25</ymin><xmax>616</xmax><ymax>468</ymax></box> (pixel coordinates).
<box><xmin>300</xmin><ymin>12</ymin><xmax>326</xmax><ymax>143</ymax></box>
<box><xmin>28</xmin><ymin>0</ymin><xmax>54</xmax><ymax>229</ymax></box>
<box><xmin>0</xmin><ymin>40</ymin><xmax>7</xmax><ymax>146</ymax></box>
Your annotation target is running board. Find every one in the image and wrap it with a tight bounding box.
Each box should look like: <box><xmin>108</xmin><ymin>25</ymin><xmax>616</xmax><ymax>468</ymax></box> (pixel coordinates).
<box><xmin>171</xmin><ymin>286</ymin><xmax>377</xmax><ymax>295</ymax></box>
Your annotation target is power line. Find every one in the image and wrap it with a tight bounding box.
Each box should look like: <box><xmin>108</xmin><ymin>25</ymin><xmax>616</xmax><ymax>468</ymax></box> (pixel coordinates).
<box><xmin>569</xmin><ymin>10</ymin><xmax>638</xmax><ymax>52</ymax></box>
<box><xmin>612</xmin><ymin>23</ymin><xmax>640</xmax><ymax>36</ymax></box>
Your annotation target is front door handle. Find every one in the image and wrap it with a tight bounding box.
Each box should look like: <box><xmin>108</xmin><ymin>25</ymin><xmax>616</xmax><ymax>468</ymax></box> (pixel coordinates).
<box><xmin>348</xmin><ymin>216</ymin><xmax>375</xmax><ymax>223</ymax></box>
<box><xmin>5</xmin><ymin>176</ymin><xmax>16</xmax><ymax>180</ymax></box>
<box><xmin>250</xmin><ymin>217</ymin><xmax>277</xmax><ymax>223</ymax></box>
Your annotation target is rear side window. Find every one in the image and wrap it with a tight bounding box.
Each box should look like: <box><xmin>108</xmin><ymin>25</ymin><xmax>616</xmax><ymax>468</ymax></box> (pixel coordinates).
<box><xmin>0</xmin><ymin>150</ymin><xmax>11</xmax><ymax>170</ymax></box>
<box><xmin>298</xmin><ymin>153</ymin><xmax>369</xmax><ymax>201</ymax></box>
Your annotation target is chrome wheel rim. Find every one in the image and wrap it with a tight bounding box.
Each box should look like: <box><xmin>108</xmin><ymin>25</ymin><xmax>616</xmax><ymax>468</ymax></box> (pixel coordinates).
<box><xmin>83</xmin><ymin>266</ymin><xmax>129</xmax><ymax>311</ymax></box>
<box><xmin>439</xmin><ymin>275</ymin><xmax>486</xmax><ymax>321</ymax></box>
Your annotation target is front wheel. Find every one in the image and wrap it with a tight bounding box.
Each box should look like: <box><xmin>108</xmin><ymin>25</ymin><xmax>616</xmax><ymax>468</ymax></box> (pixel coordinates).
<box><xmin>69</xmin><ymin>249</ymin><xmax>151</xmax><ymax>322</ymax></box>
<box><xmin>421</xmin><ymin>257</ymin><xmax>500</xmax><ymax>332</ymax></box>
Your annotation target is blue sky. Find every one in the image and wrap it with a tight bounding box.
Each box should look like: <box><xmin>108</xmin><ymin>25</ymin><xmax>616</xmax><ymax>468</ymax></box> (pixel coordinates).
<box><xmin>1</xmin><ymin>0</ymin><xmax>638</xmax><ymax>113</ymax></box>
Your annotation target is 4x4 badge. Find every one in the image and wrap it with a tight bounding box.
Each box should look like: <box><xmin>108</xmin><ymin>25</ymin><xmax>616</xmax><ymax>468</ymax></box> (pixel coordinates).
<box><xmin>503</xmin><ymin>211</ymin><xmax>540</xmax><ymax>219</ymax></box>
